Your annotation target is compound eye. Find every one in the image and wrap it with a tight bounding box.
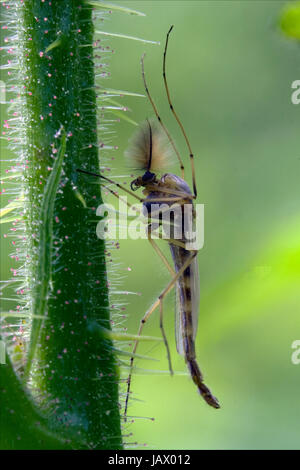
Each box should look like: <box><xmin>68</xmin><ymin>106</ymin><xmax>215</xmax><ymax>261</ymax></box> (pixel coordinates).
<box><xmin>131</xmin><ymin>180</ymin><xmax>138</xmax><ymax>191</ymax></box>
<box><xmin>142</xmin><ymin>170</ymin><xmax>155</xmax><ymax>183</ymax></box>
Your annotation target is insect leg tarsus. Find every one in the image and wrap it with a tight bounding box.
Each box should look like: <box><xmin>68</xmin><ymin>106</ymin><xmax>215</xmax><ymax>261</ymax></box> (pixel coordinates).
<box><xmin>124</xmin><ymin>297</ymin><xmax>160</xmax><ymax>422</ymax></box>
<box><xmin>124</xmin><ymin>251</ymin><xmax>198</xmax><ymax>421</ymax></box>
<box><xmin>147</xmin><ymin>225</ymin><xmax>175</xmax><ymax>276</ymax></box>
<box><xmin>159</xmin><ymin>298</ymin><xmax>174</xmax><ymax>376</ymax></box>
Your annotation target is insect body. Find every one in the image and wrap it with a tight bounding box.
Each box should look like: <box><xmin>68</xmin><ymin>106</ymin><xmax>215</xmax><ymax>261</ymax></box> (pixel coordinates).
<box><xmin>127</xmin><ymin>159</ymin><xmax>220</xmax><ymax>412</ymax></box>
<box><xmin>77</xmin><ymin>25</ymin><xmax>220</xmax><ymax>421</ymax></box>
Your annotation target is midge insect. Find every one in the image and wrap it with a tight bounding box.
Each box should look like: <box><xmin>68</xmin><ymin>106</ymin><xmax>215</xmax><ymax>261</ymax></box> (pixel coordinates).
<box><xmin>77</xmin><ymin>25</ymin><xmax>220</xmax><ymax>420</ymax></box>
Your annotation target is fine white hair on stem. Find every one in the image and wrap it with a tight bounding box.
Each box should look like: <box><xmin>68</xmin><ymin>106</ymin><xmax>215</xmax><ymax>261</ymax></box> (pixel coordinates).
<box><xmin>125</xmin><ymin>117</ymin><xmax>175</xmax><ymax>172</ymax></box>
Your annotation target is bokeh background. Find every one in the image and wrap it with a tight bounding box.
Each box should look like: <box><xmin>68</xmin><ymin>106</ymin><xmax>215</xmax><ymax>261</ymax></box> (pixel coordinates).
<box><xmin>1</xmin><ymin>0</ymin><xmax>300</xmax><ymax>450</ymax></box>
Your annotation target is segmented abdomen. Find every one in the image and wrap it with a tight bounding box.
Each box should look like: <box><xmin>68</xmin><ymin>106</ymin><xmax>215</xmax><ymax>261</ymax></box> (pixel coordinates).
<box><xmin>169</xmin><ymin>244</ymin><xmax>199</xmax><ymax>359</ymax></box>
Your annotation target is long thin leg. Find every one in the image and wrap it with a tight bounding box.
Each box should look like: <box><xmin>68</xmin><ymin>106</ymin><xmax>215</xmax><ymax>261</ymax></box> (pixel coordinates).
<box><xmin>163</xmin><ymin>26</ymin><xmax>197</xmax><ymax>198</ymax></box>
<box><xmin>77</xmin><ymin>168</ymin><xmax>194</xmax><ymax>204</ymax></box>
<box><xmin>124</xmin><ymin>250</ymin><xmax>197</xmax><ymax>421</ymax></box>
<box><xmin>101</xmin><ymin>184</ymin><xmax>190</xmax><ymax>240</ymax></box>
<box><xmin>102</xmin><ymin>187</ymin><xmax>177</xmax><ymax>378</ymax></box>
<box><xmin>79</xmin><ymin>170</ymin><xmax>205</xmax><ymax>414</ymax></box>
<box><xmin>99</xmin><ymin>187</ymin><xmax>180</xmax><ymax>376</ymax></box>
<box><xmin>101</xmin><ymin>185</ymin><xmax>181</xmax><ymax>273</ymax></box>
<box><xmin>159</xmin><ymin>297</ymin><xmax>173</xmax><ymax>374</ymax></box>
<box><xmin>78</xmin><ymin>168</ymin><xmax>192</xmax><ymax>205</ymax></box>
<box><xmin>100</xmin><ymin>179</ymin><xmax>193</xmax><ymax>252</ymax></box>
<box><xmin>96</xmin><ymin>182</ymin><xmax>177</xmax><ymax>272</ymax></box>
<box><xmin>101</xmin><ymin>182</ymin><xmax>139</xmax><ymax>212</ymax></box>
<box><xmin>147</xmin><ymin>227</ymin><xmax>175</xmax><ymax>379</ymax></box>
<box><xmin>77</xmin><ymin>168</ymin><xmax>144</xmax><ymax>202</ymax></box>
<box><xmin>99</xmin><ymin>189</ymin><xmax>177</xmax><ymax>369</ymax></box>
<box><xmin>147</xmin><ymin>226</ymin><xmax>175</xmax><ymax>277</ymax></box>
<box><xmin>141</xmin><ymin>54</ymin><xmax>185</xmax><ymax>178</ymax></box>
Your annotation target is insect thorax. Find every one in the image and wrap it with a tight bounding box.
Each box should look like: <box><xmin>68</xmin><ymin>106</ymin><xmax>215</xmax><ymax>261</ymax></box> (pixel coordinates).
<box><xmin>142</xmin><ymin>173</ymin><xmax>194</xmax><ymax>243</ymax></box>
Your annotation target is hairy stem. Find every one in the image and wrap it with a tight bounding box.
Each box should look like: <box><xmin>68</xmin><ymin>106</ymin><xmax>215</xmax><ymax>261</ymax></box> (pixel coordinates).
<box><xmin>1</xmin><ymin>0</ymin><xmax>123</xmax><ymax>449</ymax></box>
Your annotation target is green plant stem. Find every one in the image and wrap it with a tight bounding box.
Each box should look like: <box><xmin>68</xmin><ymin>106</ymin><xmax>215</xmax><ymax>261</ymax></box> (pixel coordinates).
<box><xmin>11</xmin><ymin>0</ymin><xmax>122</xmax><ymax>449</ymax></box>
<box><xmin>0</xmin><ymin>358</ymin><xmax>71</xmax><ymax>450</ymax></box>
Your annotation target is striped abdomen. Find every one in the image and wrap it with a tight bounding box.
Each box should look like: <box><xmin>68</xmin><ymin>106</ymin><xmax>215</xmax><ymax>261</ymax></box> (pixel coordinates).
<box><xmin>169</xmin><ymin>244</ymin><xmax>220</xmax><ymax>409</ymax></box>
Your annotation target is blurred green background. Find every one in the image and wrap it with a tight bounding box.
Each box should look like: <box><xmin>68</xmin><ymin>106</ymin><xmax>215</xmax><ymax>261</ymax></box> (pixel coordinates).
<box><xmin>1</xmin><ymin>0</ymin><xmax>300</xmax><ymax>450</ymax></box>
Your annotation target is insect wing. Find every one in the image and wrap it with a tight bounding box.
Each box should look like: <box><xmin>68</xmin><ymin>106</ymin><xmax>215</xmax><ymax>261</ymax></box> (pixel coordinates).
<box><xmin>175</xmin><ymin>282</ymin><xmax>184</xmax><ymax>356</ymax></box>
<box><xmin>190</xmin><ymin>255</ymin><xmax>200</xmax><ymax>341</ymax></box>
<box><xmin>175</xmin><ymin>254</ymin><xmax>200</xmax><ymax>355</ymax></box>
